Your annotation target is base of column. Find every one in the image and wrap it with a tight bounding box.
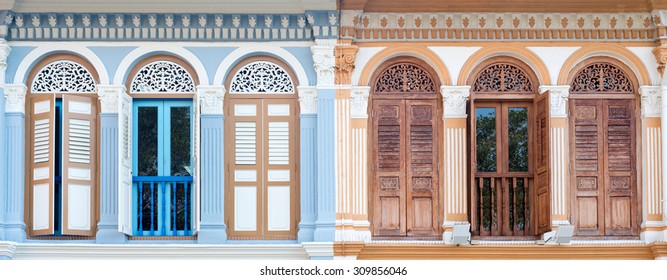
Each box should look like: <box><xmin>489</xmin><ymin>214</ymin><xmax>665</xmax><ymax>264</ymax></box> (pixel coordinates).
<box><xmin>3</xmin><ymin>223</ymin><xmax>26</xmax><ymax>243</ymax></box>
<box><xmin>313</xmin><ymin>221</ymin><xmax>335</xmax><ymax>242</ymax></box>
<box><xmin>197</xmin><ymin>224</ymin><xmax>227</xmax><ymax>244</ymax></box>
<box><xmin>298</xmin><ymin>222</ymin><xmax>315</xmax><ymax>243</ymax></box>
<box><xmin>335</xmin><ymin>219</ymin><xmax>371</xmax><ymax>242</ymax></box>
<box><xmin>442</xmin><ymin>221</ymin><xmax>470</xmax><ymax>244</ymax></box>
<box><xmin>95</xmin><ymin>224</ymin><xmax>127</xmax><ymax>244</ymax></box>
<box><xmin>303</xmin><ymin>242</ymin><xmax>333</xmax><ymax>260</ymax></box>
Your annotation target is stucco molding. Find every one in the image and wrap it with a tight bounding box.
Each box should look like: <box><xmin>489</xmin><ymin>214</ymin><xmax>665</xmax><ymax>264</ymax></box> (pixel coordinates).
<box><xmin>640</xmin><ymin>86</ymin><xmax>662</xmax><ymax>117</ymax></box>
<box><xmin>334</xmin><ymin>42</ymin><xmax>359</xmax><ymax>85</ymax></box>
<box><xmin>0</xmin><ymin>38</ymin><xmax>10</xmax><ymax>67</ymax></box>
<box><xmin>96</xmin><ymin>85</ymin><xmax>125</xmax><ymax>114</ymax></box>
<box><xmin>297</xmin><ymin>86</ymin><xmax>317</xmax><ymax>114</ymax></box>
<box><xmin>350</xmin><ymin>86</ymin><xmax>370</xmax><ymax>118</ymax></box>
<box><xmin>196</xmin><ymin>85</ymin><xmax>225</xmax><ymax>115</ymax></box>
<box><xmin>3</xmin><ymin>84</ymin><xmax>27</xmax><ymax>114</ymax></box>
<box><xmin>539</xmin><ymin>85</ymin><xmax>570</xmax><ymax>118</ymax></box>
<box><xmin>440</xmin><ymin>86</ymin><xmax>470</xmax><ymax>118</ymax></box>
<box><xmin>311</xmin><ymin>43</ymin><xmax>335</xmax><ymax>87</ymax></box>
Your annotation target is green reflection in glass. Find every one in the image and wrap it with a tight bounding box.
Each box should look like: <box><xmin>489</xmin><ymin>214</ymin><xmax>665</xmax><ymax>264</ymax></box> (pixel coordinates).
<box><xmin>508</xmin><ymin>107</ymin><xmax>528</xmax><ymax>172</ymax></box>
<box><xmin>138</xmin><ymin>107</ymin><xmax>158</xmax><ymax>176</ymax></box>
<box><xmin>170</xmin><ymin>107</ymin><xmax>191</xmax><ymax>176</ymax></box>
<box><xmin>476</xmin><ymin>108</ymin><xmax>496</xmax><ymax>172</ymax></box>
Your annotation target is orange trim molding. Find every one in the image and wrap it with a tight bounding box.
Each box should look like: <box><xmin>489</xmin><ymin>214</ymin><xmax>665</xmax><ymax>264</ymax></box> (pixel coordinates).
<box><xmin>558</xmin><ymin>44</ymin><xmax>651</xmax><ymax>86</ymax></box>
<box><xmin>458</xmin><ymin>44</ymin><xmax>550</xmax><ymax>86</ymax></box>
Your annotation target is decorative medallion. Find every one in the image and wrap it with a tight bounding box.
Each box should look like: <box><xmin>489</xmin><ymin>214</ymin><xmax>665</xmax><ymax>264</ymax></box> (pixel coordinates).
<box><xmin>374</xmin><ymin>63</ymin><xmax>435</xmax><ymax>94</ymax></box>
<box><xmin>31</xmin><ymin>60</ymin><xmax>96</xmax><ymax>93</ymax></box>
<box><xmin>230</xmin><ymin>61</ymin><xmax>294</xmax><ymax>93</ymax></box>
<box><xmin>570</xmin><ymin>63</ymin><xmax>633</xmax><ymax>94</ymax></box>
<box><xmin>472</xmin><ymin>63</ymin><xmax>533</xmax><ymax>93</ymax></box>
<box><xmin>130</xmin><ymin>60</ymin><xmax>195</xmax><ymax>93</ymax></box>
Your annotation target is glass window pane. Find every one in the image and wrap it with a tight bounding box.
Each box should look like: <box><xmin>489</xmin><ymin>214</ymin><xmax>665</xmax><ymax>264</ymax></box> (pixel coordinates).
<box><xmin>170</xmin><ymin>106</ymin><xmax>191</xmax><ymax>176</ymax></box>
<box><xmin>508</xmin><ymin>107</ymin><xmax>529</xmax><ymax>172</ymax></box>
<box><xmin>138</xmin><ymin>107</ymin><xmax>158</xmax><ymax>176</ymax></box>
<box><xmin>476</xmin><ymin>108</ymin><xmax>497</xmax><ymax>172</ymax></box>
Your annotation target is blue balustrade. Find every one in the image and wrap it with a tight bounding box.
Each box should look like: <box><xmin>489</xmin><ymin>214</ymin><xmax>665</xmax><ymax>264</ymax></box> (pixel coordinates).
<box><xmin>133</xmin><ymin>176</ymin><xmax>193</xmax><ymax>236</ymax></box>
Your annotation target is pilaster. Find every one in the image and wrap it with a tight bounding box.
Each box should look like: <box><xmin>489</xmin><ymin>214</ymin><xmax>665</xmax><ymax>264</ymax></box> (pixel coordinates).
<box><xmin>0</xmin><ymin>39</ymin><xmax>9</xmax><ymax>240</ymax></box>
<box><xmin>639</xmin><ymin>86</ymin><xmax>664</xmax><ymax>233</ymax></box>
<box><xmin>539</xmin><ymin>85</ymin><xmax>571</xmax><ymax>226</ymax></box>
<box><xmin>3</xmin><ymin>84</ymin><xmax>27</xmax><ymax>242</ymax></box>
<box><xmin>196</xmin><ymin>86</ymin><xmax>227</xmax><ymax>244</ymax></box>
<box><xmin>298</xmin><ymin>86</ymin><xmax>317</xmax><ymax>242</ymax></box>
<box><xmin>440</xmin><ymin>86</ymin><xmax>470</xmax><ymax>243</ymax></box>
<box><xmin>95</xmin><ymin>85</ymin><xmax>127</xmax><ymax>243</ymax></box>
<box><xmin>312</xmin><ymin>39</ymin><xmax>336</xmax><ymax>242</ymax></box>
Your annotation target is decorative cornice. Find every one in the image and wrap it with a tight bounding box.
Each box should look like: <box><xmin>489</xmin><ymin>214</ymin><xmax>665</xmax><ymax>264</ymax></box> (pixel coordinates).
<box><xmin>334</xmin><ymin>42</ymin><xmax>359</xmax><ymax>85</ymax></box>
<box><xmin>341</xmin><ymin>11</ymin><xmax>656</xmax><ymax>42</ymax></box>
<box><xmin>350</xmin><ymin>86</ymin><xmax>370</xmax><ymax>118</ymax></box>
<box><xmin>440</xmin><ymin>86</ymin><xmax>470</xmax><ymax>118</ymax></box>
<box><xmin>640</xmin><ymin>86</ymin><xmax>661</xmax><ymax>117</ymax></box>
<box><xmin>0</xmin><ymin>38</ymin><xmax>10</xmax><ymax>67</ymax></box>
<box><xmin>2</xmin><ymin>11</ymin><xmax>338</xmax><ymax>41</ymax></box>
<box><xmin>3</xmin><ymin>84</ymin><xmax>27</xmax><ymax>114</ymax></box>
<box><xmin>196</xmin><ymin>85</ymin><xmax>225</xmax><ymax>115</ymax></box>
<box><xmin>96</xmin><ymin>85</ymin><xmax>125</xmax><ymax>113</ymax></box>
<box><xmin>539</xmin><ymin>85</ymin><xmax>570</xmax><ymax>118</ymax></box>
<box><xmin>311</xmin><ymin>43</ymin><xmax>335</xmax><ymax>87</ymax></box>
<box><xmin>297</xmin><ymin>86</ymin><xmax>317</xmax><ymax>114</ymax></box>
<box><xmin>653</xmin><ymin>46</ymin><xmax>667</xmax><ymax>76</ymax></box>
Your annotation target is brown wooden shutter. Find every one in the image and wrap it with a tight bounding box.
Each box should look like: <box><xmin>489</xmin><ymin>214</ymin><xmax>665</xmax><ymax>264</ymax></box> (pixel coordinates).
<box><xmin>534</xmin><ymin>91</ymin><xmax>551</xmax><ymax>235</ymax></box>
<box><xmin>571</xmin><ymin>100</ymin><xmax>605</xmax><ymax>236</ymax></box>
<box><xmin>30</xmin><ymin>95</ymin><xmax>55</xmax><ymax>236</ymax></box>
<box><xmin>603</xmin><ymin>100</ymin><xmax>637</xmax><ymax>236</ymax></box>
<box><xmin>61</xmin><ymin>95</ymin><xmax>97</xmax><ymax>236</ymax></box>
<box><xmin>405</xmin><ymin>100</ymin><xmax>439</xmax><ymax>237</ymax></box>
<box><xmin>372</xmin><ymin>100</ymin><xmax>406</xmax><ymax>236</ymax></box>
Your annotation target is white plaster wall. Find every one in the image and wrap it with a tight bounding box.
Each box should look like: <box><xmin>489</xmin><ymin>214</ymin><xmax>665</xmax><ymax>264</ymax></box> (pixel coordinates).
<box><xmin>527</xmin><ymin>47</ymin><xmax>580</xmax><ymax>86</ymax></box>
<box><xmin>627</xmin><ymin>47</ymin><xmax>661</xmax><ymax>86</ymax></box>
<box><xmin>351</xmin><ymin>47</ymin><xmax>384</xmax><ymax>86</ymax></box>
<box><xmin>428</xmin><ymin>47</ymin><xmax>481</xmax><ymax>86</ymax></box>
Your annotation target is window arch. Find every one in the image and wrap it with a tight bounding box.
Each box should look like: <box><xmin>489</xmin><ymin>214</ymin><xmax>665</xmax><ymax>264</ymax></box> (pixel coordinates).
<box><xmin>569</xmin><ymin>60</ymin><xmax>635</xmax><ymax>94</ymax></box>
<box><xmin>25</xmin><ymin>54</ymin><xmax>100</xmax><ymax>238</ymax></box>
<box><xmin>224</xmin><ymin>56</ymin><xmax>299</xmax><ymax>240</ymax></box>
<box><xmin>229</xmin><ymin>60</ymin><xmax>295</xmax><ymax>94</ymax></box>
<box><xmin>468</xmin><ymin>57</ymin><xmax>550</xmax><ymax>238</ymax></box>
<box><xmin>372</xmin><ymin>62</ymin><xmax>437</xmax><ymax>94</ymax></box>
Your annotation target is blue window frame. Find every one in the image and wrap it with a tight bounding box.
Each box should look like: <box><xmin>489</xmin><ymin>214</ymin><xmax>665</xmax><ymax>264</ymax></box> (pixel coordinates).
<box><xmin>54</xmin><ymin>99</ymin><xmax>63</xmax><ymax>236</ymax></box>
<box><xmin>132</xmin><ymin>99</ymin><xmax>193</xmax><ymax>236</ymax></box>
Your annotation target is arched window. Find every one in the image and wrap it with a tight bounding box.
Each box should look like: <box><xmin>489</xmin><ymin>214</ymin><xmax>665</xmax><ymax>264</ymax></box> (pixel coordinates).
<box><xmin>224</xmin><ymin>57</ymin><xmax>299</xmax><ymax>240</ymax></box>
<box><xmin>568</xmin><ymin>58</ymin><xmax>639</xmax><ymax>237</ymax></box>
<box><xmin>468</xmin><ymin>57</ymin><xmax>550</xmax><ymax>238</ymax></box>
<box><xmin>26</xmin><ymin>55</ymin><xmax>99</xmax><ymax>237</ymax></box>
<box><xmin>368</xmin><ymin>57</ymin><xmax>441</xmax><ymax>239</ymax></box>
<box><xmin>121</xmin><ymin>56</ymin><xmax>199</xmax><ymax>237</ymax></box>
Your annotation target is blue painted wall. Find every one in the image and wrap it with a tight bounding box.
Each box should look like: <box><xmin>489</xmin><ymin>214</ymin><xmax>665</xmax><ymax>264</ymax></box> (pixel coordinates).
<box><xmin>314</xmin><ymin>89</ymin><xmax>335</xmax><ymax>242</ymax></box>
<box><xmin>4</xmin><ymin>112</ymin><xmax>26</xmax><ymax>242</ymax></box>
<box><xmin>89</xmin><ymin>47</ymin><xmax>137</xmax><ymax>84</ymax></box>
<box><xmin>96</xmin><ymin>113</ymin><xmax>126</xmax><ymax>243</ymax></box>
<box><xmin>185</xmin><ymin>47</ymin><xmax>235</xmax><ymax>85</ymax></box>
<box><xmin>198</xmin><ymin>114</ymin><xmax>227</xmax><ymax>244</ymax></box>
<box><xmin>4</xmin><ymin>46</ymin><xmax>36</xmax><ymax>83</ymax></box>
<box><xmin>298</xmin><ymin>114</ymin><xmax>317</xmax><ymax>242</ymax></box>
<box><xmin>284</xmin><ymin>47</ymin><xmax>317</xmax><ymax>86</ymax></box>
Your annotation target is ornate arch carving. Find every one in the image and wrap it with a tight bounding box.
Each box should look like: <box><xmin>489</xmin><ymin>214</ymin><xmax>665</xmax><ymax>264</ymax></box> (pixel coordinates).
<box><xmin>568</xmin><ymin>57</ymin><xmax>636</xmax><ymax>94</ymax></box>
<box><xmin>228</xmin><ymin>60</ymin><xmax>295</xmax><ymax>94</ymax></box>
<box><xmin>371</xmin><ymin>57</ymin><xmax>438</xmax><ymax>95</ymax></box>
<box><xmin>126</xmin><ymin>55</ymin><xmax>199</xmax><ymax>94</ymax></box>
<box><xmin>29</xmin><ymin>54</ymin><xmax>98</xmax><ymax>93</ymax></box>
<box><xmin>469</xmin><ymin>58</ymin><xmax>537</xmax><ymax>94</ymax></box>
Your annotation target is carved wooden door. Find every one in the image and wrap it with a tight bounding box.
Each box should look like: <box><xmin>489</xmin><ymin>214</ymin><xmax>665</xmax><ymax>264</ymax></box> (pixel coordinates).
<box><xmin>371</xmin><ymin>99</ymin><xmax>439</xmax><ymax>238</ymax></box>
<box><xmin>571</xmin><ymin>99</ymin><xmax>638</xmax><ymax>236</ymax></box>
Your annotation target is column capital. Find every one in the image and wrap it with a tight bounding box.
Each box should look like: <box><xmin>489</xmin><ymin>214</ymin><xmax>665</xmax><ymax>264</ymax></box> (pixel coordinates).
<box><xmin>654</xmin><ymin>46</ymin><xmax>667</xmax><ymax>76</ymax></box>
<box><xmin>311</xmin><ymin>43</ymin><xmax>335</xmax><ymax>88</ymax></box>
<box><xmin>4</xmin><ymin>84</ymin><xmax>27</xmax><ymax>114</ymax></box>
<box><xmin>196</xmin><ymin>85</ymin><xmax>225</xmax><ymax>115</ymax></box>
<box><xmin>539</xmin><ymin>85</ymin><xmax>570</xmax><ymax>118</ymax></box>
<box><xmin>298</xmin><ymin>86</ymin><xmax>317</xmax><ymax>114</ymax></box>
<box><xmin>440</xmin><ymin>85</ymin><xmax>470</xmax><ymax>118</ymax></box>
<box><xmin>351</xmin><ymin>86</ymin><xmax>370</xmax><ymax>118</ymax></box>
<box><xmin>640</xmin><ymin>86</ymin><xmax>662</xmax><ymax>117</ymax></box>
<box><xmin>334</xmin><ymin>42</ymin><xmax>359</xmax><ymax>85</ymax></box>
<box><xmin>97</xmin><ymin>85</ymin><xmax>126</xmax><ymax>113</ymax></box>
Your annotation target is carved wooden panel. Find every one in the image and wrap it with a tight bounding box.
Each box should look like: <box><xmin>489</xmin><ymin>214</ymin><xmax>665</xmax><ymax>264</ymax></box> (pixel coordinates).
<box><xmin>472</xmin><ymin>63</ymin><xmax>534</xmax><ymax>94</ymax></box>
<box><xmin>570</xmin><ymin>63</ymin><xmax>633</xmax><ymax>94</ymax></box>
<box><xmin>373</xmin><ymin>63</ymin><xmax>436</xmax><ymax>94</ymax></box>
<box><xmin>570</xmin><ymin>99</ymin><xmax>638</xmax><ymax>237</ymax></box>
<box><xmin>371</xmin><ymin>99</ymin><xmax>439</xmax><ymax>238</ymax></box>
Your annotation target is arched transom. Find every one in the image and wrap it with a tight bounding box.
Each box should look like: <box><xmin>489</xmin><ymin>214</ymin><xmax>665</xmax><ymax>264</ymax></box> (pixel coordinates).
<box><xmin>130</xmin><ymin>60</ymin><xmax>196</xmax><ymax>93</ymax></box>
<box><xmin>31</xmin><ymin>60</ymin><xmax>96</xmax><ymax>93</ymax></box>
<box><xmin>570</xmin><ymin>63</ymin><xmax>633</xmax><ymax>94</ymax></box>
<box><xmin>472</xmin><ymin>63</ymin><xmax>534</xmax><ymax>94</ymax></box>
<box><xmin>229</xmin><ymin>61</ymin><xmax>295</xmax><ymax>94</ymax></box>
<box><xmin>374</xmin><ymin>63</ymin><xmax>436</xmax><ymax>94</ymax></box>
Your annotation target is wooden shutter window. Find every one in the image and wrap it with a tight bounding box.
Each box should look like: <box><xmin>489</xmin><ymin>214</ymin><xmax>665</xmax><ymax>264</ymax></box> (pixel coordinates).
<box><xmin>31</xmin><ymin>95</ymin><xmax>55</xmax><ymax>236</ymax></box>
<box><xmin>534</xmin><ymin>91</ymin><xmax>551</xmax><ymax>235</ymax></box>
<box><xmin>119</xmin><ymin>92</ymin><xmax>134</xmax><ymax>235</ymax></box>
<box><xmin>62</xmin><ymin>95</ymin><xmax>97</xmax><ymax>236</ymax></box>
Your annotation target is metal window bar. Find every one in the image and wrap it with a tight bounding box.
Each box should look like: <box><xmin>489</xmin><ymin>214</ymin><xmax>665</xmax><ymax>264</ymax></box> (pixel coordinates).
<box><xmin>133</xmin><ymin>176</ymin><xmax>193</xmax><ymax>236</ymax></box>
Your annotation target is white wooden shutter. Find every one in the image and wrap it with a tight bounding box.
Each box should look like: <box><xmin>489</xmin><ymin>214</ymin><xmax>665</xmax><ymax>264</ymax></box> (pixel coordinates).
<box><xmin>31</xmin><ymin>95</ymin><xmax>55</xmax><ymax>236</ymax></box>
<box><xmin>118</xmin><ymin>92</ymin><xmax>133</xmax><ymax>235</ymax></box>
<box><xmin>62</xmin><ymin>95</ymin><xmax>97</xmax><ymax>236</ymax></box>
<box><xmin>193</xmin><ymin>94</ymin><xmax>201</xmax><ymax>233</ymax></box>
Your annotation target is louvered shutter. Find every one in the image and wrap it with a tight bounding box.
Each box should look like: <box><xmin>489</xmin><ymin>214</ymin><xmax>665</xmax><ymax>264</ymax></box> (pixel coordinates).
<box><xmin>61</xmin><ymin>95</ymin><xmax>97</xmax><ymax>235</ymax></box>
<box><xmin>193</xmin><ymin>94</ymin><xmax>201</xmax><ymax>233</ymax></box>
<box><xmin>372</xmin><ymin>100</ymin><xmax>406</xmax><ymax>236</ymax></box>
<box><xmin>263</xmin><ymin>100</ymin><xmax>296</xmax><ymax>238</ymax></box>
<box><xmin>229</xmin><ymin>100</ymin><xmax>262</xmax><ymax>238</ymax></box>
<box><xmin>534</xmin><ymin>91</ymin><xmax>551</xmax><ymax>235</ymax></box>
<box><xmin>118</xmin><ymin>92</ymin><xmax>133</xmax><ymax>235</ymax></box>
<box><xmin>31</xmin><ymin>95</ymin><xmax>55</xmax><ymax>236</ymax></box>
